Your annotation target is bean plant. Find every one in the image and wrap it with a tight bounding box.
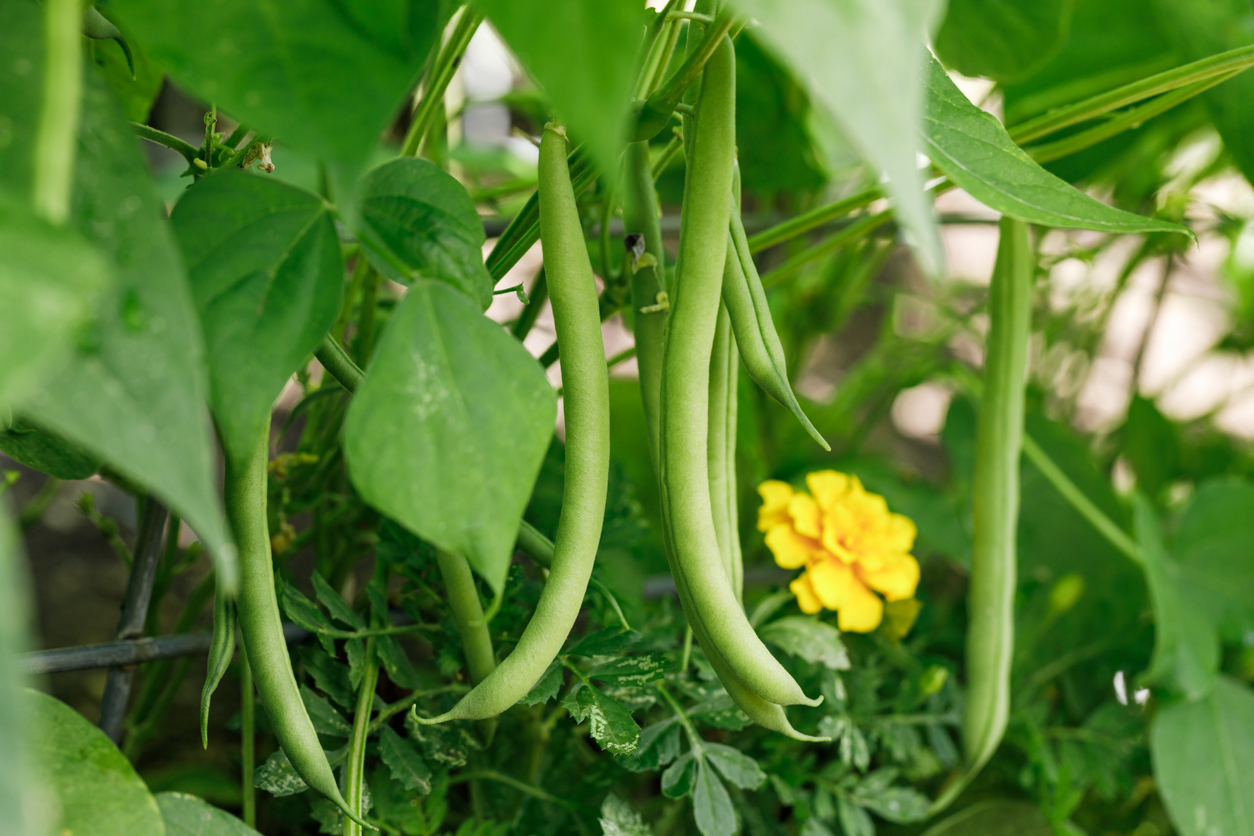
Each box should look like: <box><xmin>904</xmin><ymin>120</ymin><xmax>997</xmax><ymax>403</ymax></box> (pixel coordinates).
<box><xmin>2</xmin><ymin>1</ymin><xmax>1254</xmax><ymax>835</ymax></box>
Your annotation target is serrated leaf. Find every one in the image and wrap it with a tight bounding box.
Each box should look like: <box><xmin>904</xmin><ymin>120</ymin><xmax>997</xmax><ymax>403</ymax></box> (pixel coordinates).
<box><xmin>563</xmin><ymin>684</ymin><xmax>641</xmax><ymax>756</ymax></box>
<box><xmin>837</xmin><ymin>796</ymin><xmax>875</xmax><ymax>836</ymax></box>
<box><xmin>344</xmin><ymin>281</ymin><xmax>556</xmax><ymax>595</ymax></box>
<box><xmin>405</xmin><ymin>713</ymin><xmax>474</xmax><ymax>768</ymax></box>
<box><xmin>704</xmin><ymin>742</ymin><xmax>767</xmax><ymax>790</ymax></box>
<box><xmin>379</xmin><ymin>725</ymin><xmax>433</xmax><ymax>794</ymax></box>
<box><xmin>300</xmin><ymin>685</ymin><xmax>350</xmax><ymax>738</ymax></box>
<box><xmin>689</xmin><ymin>692</ymin><xmax>752</xmax><ymax>731</ymax></box>
<box><xmin>110</xmin><ymin>0</ymin><xmax>439</xmax><ymax>180</ymax></box>
<box><xmin>311</xmin><ymin>571</ymin><xmax>364</xmax><ymax>629</ymax></box>
<box><xmin>377</xmin><ymin>635</ymin><xmax>421</xmax><ymax>690</ymax></box>
<box><xmin>600</xmin><ymin>794</ymin><xmax>653</xmax><ymax>836</ymax></box>
<box><xmin>661</xmin><ymin>751</ymin><xmax>698</xmax><ymax>799</ymax></box>
<box><xmin>922</xmin><ymin>52</ymin><xmax>1191</xmax><ymax>237</ymax></box>
<box><xmin>732</xmin><ymin>0</ymin><xmax>942</xmax><ymax>273</ymax></box>
<box><xmin>475</xmin><ymin>0</ymin><xmax>641</xmax><ymax>182</ymax></box>
<box><xmin>277</xmin><ymin>577</ymin><xmax>337</xmax><ymax>656</ymax></box>
<box><xmin>297</xmin><ymin>645</ymin><xmax>354</xmax><ymax>709</ymax></box>
<box><xmin>760</xmin><ymin>615</ymin><xmax>850</xmax><ymax>670</ymax></box>
<box><xmin>518</xmin><ymin>660</ymin><xmax>563</xmax><ymax>707</ymax></box>
<box><xmin>619</xmin><ymin>720</ymin><xmax>681</xmax><ymax>773</ymax></box>
<box><xmin>587</xmin><ymin>655</ymin><xmax>669</xmax><ymax>687</ymax></box>
<box><xmin>157</xmin><ymin>792</ymin><xmax>260</xmax><ymax>835</ymax></box>
<box><xmin>566</xmin><ymin>627</ymin><xmax>643</xmax><ymax>658</ymax></box>
<box><xmin>254</xmin><ymin>750</ymin><xmax>309</xmax><ymax>797</ymax></box>
<box><xmin>693</xmin><ymin>760</ymin><xmax>736</xmax><ymax>836</ymax></box>
<box><xmin>856</xmin><ymin>785</ymin><xmax>931</xmax><ymax>824</ymax></box>
<box><xmin>356</xmin><ymin>158</ymin><xmax>494</xmax><ymax>309</ymax></box>
<box><xmin>345</xmin><ymin>638</ymin><xmax>367</xmax><ymax>690</ymax></box>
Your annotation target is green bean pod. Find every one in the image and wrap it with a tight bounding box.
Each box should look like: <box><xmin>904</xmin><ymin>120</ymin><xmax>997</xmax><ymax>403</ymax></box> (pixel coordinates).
<box><xmin>725</xmin><ymin>194</ymin><xmax>829</xmax><ymax>451</ymax></box>
<box><xmin>228</xmin><ymin>424</ymin><xmax>372</xmax><ymax>830</ymax></box>
<box><xmin>707</xmin><ymin>303</ymin><xmax>742</xmax><ymax>601</ymax></box>
<box><xmin>962</xmin><ymin>217</ymin><xmax>1032</xmax><ymax>774</ymax></box>
<box><xmin>199</xmin><ymin>585</ymin><xmax>236</xmax><ymax>748</ymax></box>
<box><xmin>623</xmin><ymin>139</ymin><xmax>668</xmax><ymax>470</ymax></box>
<box><xmin>413</xmin><ymin>123</ymin><xmax>609</xmax><ymax>724</ymax></box>
<box><xmin>658</xmin><ymin>36</ymin><xmax>817</xmax><ymax>708</ymax></box>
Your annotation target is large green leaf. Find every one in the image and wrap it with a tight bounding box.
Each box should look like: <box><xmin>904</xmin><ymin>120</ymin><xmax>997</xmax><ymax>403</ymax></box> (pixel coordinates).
<box><xmin>934</xmin><ymin>0</ymin><xmax>1075</xmax><ymax>83</ymax></box>
<box><xmin>476</xmin><ymin>0</ymin><xmax>642</xmax><ymax>183</ymax></box>
<box><xmin>923</xmin><ymin>53</ymin><xmax>1191</xmax><ymax>237</ymax></box>
<box><xmin>344</xmin><ymin>281</ymin><xmax>555</xmax><ymax>594</ymax></box>
<box><xmin>0</xmin><ymin>517</ymin><xmax>37</xmax><ymax>832</ymax></box>
<box><xmin>158</xmin><ymin>792</ymin><xmax>260</xmax><ymax>835</ymax></box>
<box><xmin>1134</xmin><ymin>497</ymin><xmax>1218</xmax><ymax>700</ymax></box>
<box><xmin>731</xmin><ymin>0</ymin><xmax>943</xmax><ymax>273</ymax></box>
<box><xmin>171</xmin><ymin>171</ymin><xmax>343</xmax><ymax>468</ymax></box>
<box><xmin>1172</xmin><ymin>479</ymin><xmax>1254</xmax><ymax>642</ymax></box>
<box><xmin>1152</xmin><ymin>0</ymin><xmax>1254</xmax><ymax>186</ymax></box>
<box><xmin>919</xmin><ymin>800</ymin><xmax>1052</xmax><ymax>836</ymax></box>
<box><xmin>0</xmin><ymin>199</ymin><xmax>108</xmax><ymax>410</ymax></box>
<box><xmin>0</xmin><ymin>52</ymin><xmax>235</xmax><ymax>584</ymax></box>
<box><xmin>0</xmin><ymin>0</ymin><xmax>44</xmax><ymax>198</ymax></box>
<box><xmin>109</xmin><ymin>0</ymin><xmax>439</xmax><ymax>179</ymax></box>
<box><xmin>0</xmin><ymin>421</ymin><xmax>100</xmax><ymax>480</ymax></box>
<box><xmin>90</xmin><ymin>6</ymin><xmax>165</xmax><ymax>123</ymax></box>
<box><xmin>356</xmin><ymin>158</ymin><xmax>494</xmax><ymax>309</ymax></box>
<box><xmin>28</xmin><ymin>690</ymin><xmax>165</xmax><ymax>835</ymax></box>
<box><xmin>1151</xmin><ymin>677</ymin><xmax>1254</xmax><ymax>836</ymax></box>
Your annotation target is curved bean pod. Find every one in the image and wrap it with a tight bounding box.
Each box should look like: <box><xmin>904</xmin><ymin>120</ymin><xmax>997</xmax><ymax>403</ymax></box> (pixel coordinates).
<box><xmin>962</xmin><ymin>217</ymin><xmax>1032</xmax><ymax>773</ymax></box>
<box><xmin>413</xmin><ymin>123</ymin><xmax>610</xmax><ymax>723</ymax></box>
<box><xmin>199</xmin><ymin>585</ymin><xmax>235</xmax><ymax>748</ymax></box>
<box><xmin>707</xmin><ymin>303</ymin><xmax>742</xmax><ymax>600</ymax></box>
<box><xmin>658</xmin><ymin>36</ymin><xmax>817</xmax><ymax>708</ymax></box>
<box><xmin>228</xmin><ymin>424</ymin><xmax>372</xmax><ymax>830</ymax></box>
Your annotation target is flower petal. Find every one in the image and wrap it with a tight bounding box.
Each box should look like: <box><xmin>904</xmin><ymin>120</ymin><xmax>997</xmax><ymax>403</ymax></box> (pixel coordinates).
<box><xmin>788</xmin><ymin>492</ymin><xmax>822</xmax><ymax>539</ymax></box>
<box><xmin>765</xmin><ymin>525</ymin><xmax>819</xmax><ymax>569</ymax></box>
<box><xmin>790</xmin><ymin>574</ymin><xmax>823</xmax><ymax>614</ymax></box>
<box><xmin>809</xmin><ymin>557</ymin><xmax>857</xmax><ymax>609</ymax></box>
<box><xmin>837</xmin><ymin>580</ymin><xmax>884</xmax><ymax>633</ymax></box>
<box><xmin>858</xmin><ymin>554</ymin><xmax>920</xmax><ymax>602</ymax></box>
<box><xmin>807</xmin><ymin>470</ymin><xmax>852</xmax><ymax>511</ymax></box>
<box><xmin>757</xmin><ymin>480</ymin><xmax>794</xmax><ymax>532</ymax></box>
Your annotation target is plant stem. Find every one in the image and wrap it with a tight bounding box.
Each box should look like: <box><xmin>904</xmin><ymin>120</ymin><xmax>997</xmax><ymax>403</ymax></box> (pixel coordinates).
<box><xmin>759</xmin><ymin>211</ymin><xmax>893</xmax><ymax>289</ymax></box>
<box><xmin>343</xmin><ymin>639</ymin><xmax>378</xmax><ymax>836</ymax></box>
<box><xmin>651</xmin><ymin>131</ymin><xmax>684</xmax><ymax>180</ymax></box>
<box><xmin>32</xmin><ymin>0</ymin><xmax>82</xmax><ymax>224</ymax></box>
<box><xmin>1010</xmin><ymin>43</ymin><xmax>1254</xmax><ymax>144</ymax></box>
<box><xmin>241</xmin><ymin>651</ymin><xmax>256</xmax><ymax>827</ymax></box>
<box><xmin>511</xmin><ymin>269</ymin><xmax>548</xmax><ymax>340</ymax></box>
<box><xmin>1020</xmin><ymin>434</ymin><xmax>1143</xmax><ymax>564</ymax></box>
<box><xmin>18</xmin><ymin>477</ymin><xmax>62</xmax><ymax>530</ymax></box>
<box><xmin>367</xmin><ymin>684</ymin><xmax>469</xmax><ymax>735</ymax></box>
<box><xmin>316</xmin><ymin>335</ymin><xmax>365</xmax><ymax>392</ymax></box>
<box><xmin>747</xmin><ymin>187</ymin><xmax>881</xmax><ymax>253</ymax></box>
<box><xmin>131</xmin><ymin>123</ymin><xmax>200</xmax><ymax>163</ymax></box>
<box><xmin>435</xmin><ymin>550</ymin><xmax>496</xmax><ymax>684</ymax></box>
<box><xmin>632</xmin><ymin>10</ymin><xmax>737</xmax><ymax>142</ymax></box>
<box><xmin>448</xmin><ymin>771</ymin><xmax>597</xmax><ymax>815</ymax></box>
<box><xmin>401</xmin><ymin>7</ymin><xmax>485</xmax><ymax>157</ymax></box>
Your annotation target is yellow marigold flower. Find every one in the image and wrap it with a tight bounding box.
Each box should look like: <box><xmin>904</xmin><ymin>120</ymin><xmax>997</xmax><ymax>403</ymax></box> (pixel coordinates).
<box><xmin>760</xmin><ymin>470</ymin><xmax>921</xmax><ymax>634</ymax></box>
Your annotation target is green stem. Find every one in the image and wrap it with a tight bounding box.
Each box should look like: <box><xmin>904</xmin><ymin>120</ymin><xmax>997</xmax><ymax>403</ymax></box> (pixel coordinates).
<box><xmin>32</xmin><ymin>0</ymin><xmax>83</xmax><ymax>224</ymax></box>
<box><xmin>1020</xmin><ymin>434</ymin><xmax>1142</xmax><ymax>564</ymax></box>
<box><xmin>759</xmin><ymin>211</ymin><xmax>892</xmax><ymax>289</ymax></box>
<box><xmin>632</xmin><ymin>9</ymin><xmax>736</xmax><ymax>142</ymax></box>
<box><xmin>316</xmin><ymin>335</ymin><xmax>365</xmax><ymax>392</ymax></box>
<box><xmin>343</xmin><ymin>640</ymin><xmax>379</xmax><ymax>836</ymax></box>
<box><xmin>511</xmin><ymin>269</ymin><xmax>548</xmax><ymax>340</ymax></box>
<box><xmin>1010</xmin><ymin>43</ymin><xmax>1254</xmax><ymax>144</ymax></box>
<box><xmin>355</xmin><ymin>269</ymin><xmax>380</xmax><ymax>366</ymax></box>
<box><xmin>367</xmin><ymin>684</ymin><xmax>469</xmax><ymax>735</ymax></box>
<box><xmin>448</xmin><ymin>771</ymin><xmax>597</xmax><ymax>815</ymax></box>
<box><xmin>435</xmin><ymin>550</ymin><xmax>496</xmax><ymax>683</ymax></box>
<box><xmin>241</xmin><ymin>650</ymin><xmax>256</xmax><ymax>827</ymax></box>
<box><xmin>746</xmin><ymin>187</ymin><xmax>880</xmax><ymax>253</ymax></box>
<box><xmin>131</xmin><ymin>123</ymin><xmax>200</xmax><ymax>163</ymax></box>
<box><xmin>651</xmin><ymin>131</ymin><xmax>684</xmax><ymax>180</ymax></box>
<box><xmin>401</xmin><ymin>7</ymin><xmax>485</xmax><ymax>157</ymax></box>
<box><xmin>18</xmin><ymin>477</ymin><xmax>62</xmax><ymax>530</ymax></box>
<box><xmin>656</xmin><ymin>684</ymin><xmax>702</xmax><ymax>753</ymax></box>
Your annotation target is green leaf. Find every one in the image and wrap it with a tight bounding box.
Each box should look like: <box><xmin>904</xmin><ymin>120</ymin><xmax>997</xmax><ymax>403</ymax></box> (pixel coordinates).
<box><xmin>922</xmin><ymin>52</ymin><xmax>1191</xmax><ymax>238</ymax></box>
<box><xmin>599</xmin><ymin>794</ymin><xmax>654</xmax><ymax>836</ymax></box>
<box><xmin>562</xmin><ymin>683</ymin><xmax>641</xmax><ymax>756</ymax></box>
<box><xmin>27</xmin><ymin>690</ymin><xmax>164</xmax><ymax>835</ymax></box>
<box><xmin>14</xmin><ymin>71</ymin><xmax>235</xmax><ymax>588</ymax></box>
<box><xmin>759</xmin><ymin>615</ymin><xmax>850</xmax><ymax>670</ymax></box>
<box><xmin>1151</xmin><ymin>677</ymin><xmax>1254</xmax><ymax>836</ymax></box>
<box><xmin>934</xmin><ymin>0</ymin><xmax>1074</xmax><ymax>83</ymax></box>
<box><xmin>171</xmin><ymin>172</ymin><xmax>343</xmax><ymax>469</ymax></box>
<box><xmin>344</xmin><ymin>281</ymin><xmax>556</xmax><ymax>595</ymax></box>
<box><xmin>475</xmin><ymin>0</ymin><xmax>641</xmax><ymax>182</ymax></box>
<box><xmin>277</xmin><ymin>575</ymin><xmax>336</xmax><ymax>655</ymax></box>
<box><xmin>109</xmin><ymin>0</ymin><xmax>439</xmax><ymax>179</ymax></box>
<box><xmin>379</xmin><ymin>725</ymin><xmax>433</xmax><ymax>794</ymax></box>
<box><xmin>1119</xmin><ymin>396</ymin><xmax>1181</xmax><ymax>499</ymax></box>
<box><xmin>703</xmin><ymin>742</ymin><xmax>766</xmax><ymax>790</ymax></box>
<box><xmin>660</xmin><ymin>751</ymin><xmax>698</xmax><ymax>799</ymax></box>
<box><xmin>619</xmin><ymin>720</ymin><xmax>681</xmax><ymax>772</ymax></box>
<box><xmin>1172</xmin><ymin>479</ymin><xmax>1254</xmax><ymax>642</ymax></box>
<box><xmin>0</xmin><ymin>421</ymin><xmax>100</xmax><ymax>480</ymax></box>
<box><xmin>310</xmin><ymin>571</ymin><xmax>365</xmax><ymax>629</ymax></box>
<box><xmin>90</xmin><ymin>8</ymin><xmax>165</xmax><ymax>123</ymax></box>
<box><xmin>1151</xmin><ymin>0</ymin><xmax>1254</xmax><ymax>186</ymax></box>
<box><xmin>1134</xmin><ymin>497</ymin><xmax>1219</xmax><ymax>700</ymax></box>
<box><xmin>852</xmin><ymin>782</ymin><xmax>931</xmax><ymax>824</ymax></box>
<box><xmin>157</xmin><ymin>792</ymin><xmax>260</xmax><ymax>835</ymax></box>
<box><xmin>254</xmin><ymin>749</ymin><xmax>310</xmax><ymax>797</ymax></box>
<box><xmin>919</xmin><ymin>800</ymin><xmax>1052</xmax><ymax>836</ymax></box>
<box><xmin>567</xmin><ymin>627</ymin><xmax>643</xmax><ymax>658</ymax></box>
<box><xmin>377</xmin><ymin>635</ymin><xmax>422</xmax><ymax>689</ymax></box>
<box><xmin>300</xmin><ymin>684</ymin><xmax>351</xmax><ymax>738</ymax></box>
<box><xmin>731</xmin><ymin>0</ymin><xmax>943</xmax><ymax>273</ymax></box>
<box><xmin>405</xmin><ymin>712</ymin><xmax>475</xmax><ymax>768</ymax></box>
<box><xmin>518</xmin><ymin>660</ymin><xmax>563</xmax><ymax>707</ymax></box>
<box><xmin>297</xmin><ymin>645</ymin><xmax>354</xmax><ymax>709</ymax></box>
<box><xmin>0</xmin><ymin>200</ymin><xmax>108</xmax><ymax>411</ymax></box>
<box><xmin>836</xmin><ymin>796</ymin><xmax>875</xmax><ymax>836</ymax></box>
<box><xmin>693</xmin><ymin>759</ymin><xmax>736</xmax><ymax>836</ymax></box>
<box><xmin>356</xmin><ymin>158</ymin><xmax>494</xmax><ymax>310</ymax></box>
<box><xmin>587</xmin><ymin>655</ymin><xmax>670</xmax><ymax>687</ymax></box>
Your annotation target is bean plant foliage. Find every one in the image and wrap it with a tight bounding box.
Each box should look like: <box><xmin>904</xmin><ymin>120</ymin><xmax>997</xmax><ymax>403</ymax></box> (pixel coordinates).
<box><xmin>3</xmin><ymin>0</ymin><xmax>1254</xmax><ymax>835</ymax></box>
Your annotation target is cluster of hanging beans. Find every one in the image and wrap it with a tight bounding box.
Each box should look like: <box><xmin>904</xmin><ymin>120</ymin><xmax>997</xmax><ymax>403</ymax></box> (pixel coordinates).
<box><xmin>196</xmin><ymin>0</ymin><xmax>1026</xmax><ymax>821</ymax></box>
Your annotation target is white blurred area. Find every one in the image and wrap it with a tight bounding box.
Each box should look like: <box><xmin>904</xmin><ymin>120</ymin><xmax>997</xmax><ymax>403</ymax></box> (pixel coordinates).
<box><xmin>457</xmin><ymin>20</ymin><xmax>1254</xmax><ymax>450</ymax></box>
